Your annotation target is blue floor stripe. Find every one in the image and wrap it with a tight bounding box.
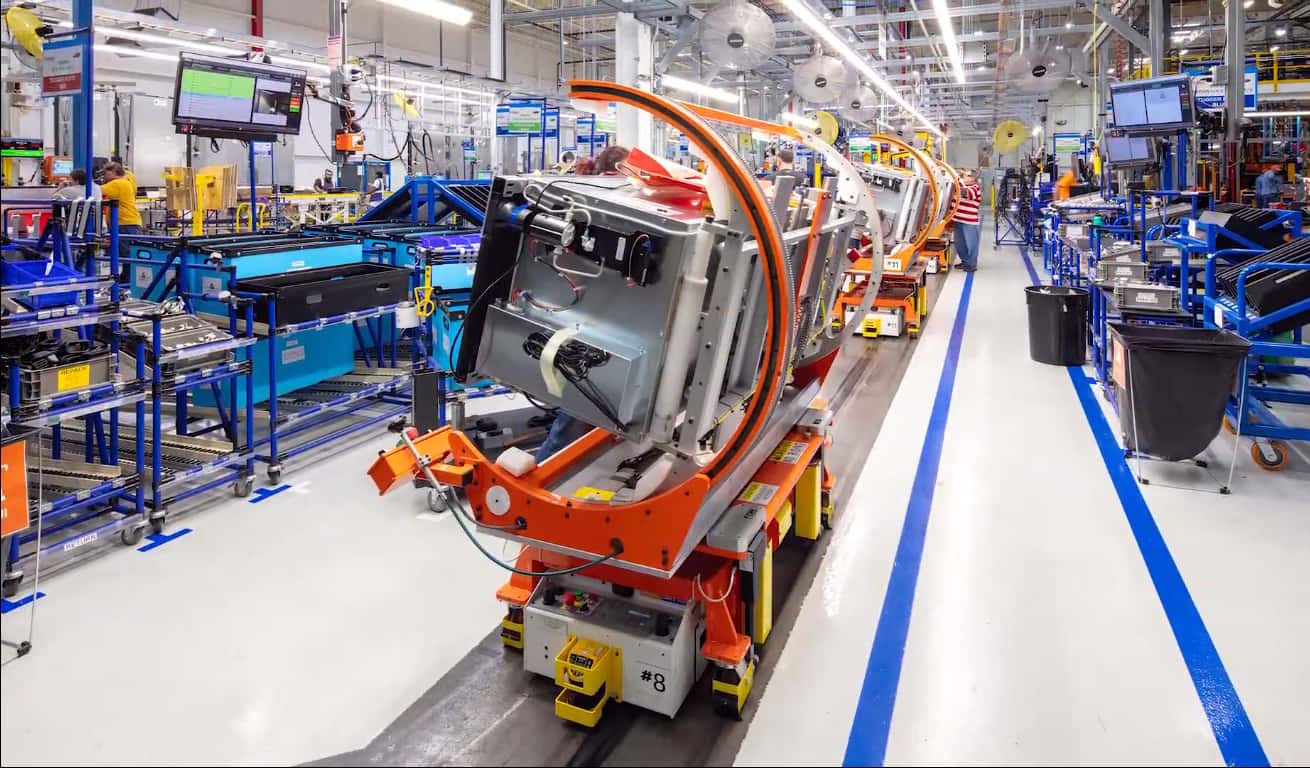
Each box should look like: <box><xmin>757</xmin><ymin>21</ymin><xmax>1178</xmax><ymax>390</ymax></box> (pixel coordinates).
<box><xmin>248</xmin><ymin>484</ymin><xmax>292</xmax><ymax>504</ymax></box>
<box><xmin>137</xmin><ymin>528</ymin><xmax>193</xmax><ymax>553</ymax></box>
<box><xmin>1</xmin><ymin>591</ymin><xmax>46</xmax><ymax>614</ymax></box>
<box><xmin>843</xmin><ymin>271</ymin><xmax>975</xmax><ymax>767</ymax></box>
<box><xmin>1018</xmin><ymin>245</ymin><xmax>1268</xmax><ymax>767</ymax></box>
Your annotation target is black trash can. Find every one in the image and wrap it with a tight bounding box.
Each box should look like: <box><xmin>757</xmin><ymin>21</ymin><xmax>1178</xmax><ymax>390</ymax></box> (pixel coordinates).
<box><xmin>1110</xmin><ymin>323</ymin><xmax>1251</xmax><ymax>461</ymax></box>
<box><xmin>1025</xmin><ymin>285</ymin><xmax>1090</xmax><ymax>365</ymax></box>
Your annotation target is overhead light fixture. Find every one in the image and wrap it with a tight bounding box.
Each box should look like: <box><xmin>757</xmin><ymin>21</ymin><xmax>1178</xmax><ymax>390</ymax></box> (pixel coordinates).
<box><xmin>932</xmin><ymin>0</ymin><xmax>967</xmax><ymax>84</ymax></box>
<box><xmin>100</xmin><ymin>26</ymin><xmax>244</xmax><ymax>56</ymax></box>
<box><xmin>1065</xmin><ymin>20</ymin><xmax>1074</xmax><ymax>29</ymax></box>
<box><xmin>1275</xmin><ymin>27</ymin><xmax>1286</xmax><ymax>37</ymax></box>
<box><xmin>780</xmin><ymin>111</ymin><xmax>819</xmax><ymax>130</ymax></box>
<box><xmin>1179</xmin><ymin>48</ymin><xmax>1189</xmax><ymax>55</ymax></box>
<box><xmin>1243</xmin><ymin>0</ymin><xmax>1254</xmax><ymax>6</ymax></box>
<box><xmin>93</xmin><ymin>43</ymin><xmax>181</xmax><ymax>63</ymax></box>
<box><xmin>375</xmin><ymin>0</ymin><xmax>473</xmax><ymax>26</ymax></box>
<box><xmin>661</xmin><ymin>74</ymin><xmax>739</xmax><ymax>105</ymax></box>
<box><xmin>974</xmin><ymin>29</ymin><xmax>984</xmax><ymax>36</ymax></box>
<box><xmin>1055</xmin><ymin>44</ymin><xmax>1064</xmax><ymax>50</ymax></box>
<box><xmin>1243</xmin><ymin>109</ymin><xmax>1310</xmax><ymax>117</ymax></box>
<box><xmin>269</xmin><ymin>55</ymin><xmax>332</xmax><ymax>73</ymax></box>
<box><xmin>782</xmin><ymin>0</ymin><xmax>941</xmax><ymax>136</ymax></box>
<box><xmin>1270</xmin><ymin>44</ymin><xmax>1281</xmax><ymax>52</ymax></box>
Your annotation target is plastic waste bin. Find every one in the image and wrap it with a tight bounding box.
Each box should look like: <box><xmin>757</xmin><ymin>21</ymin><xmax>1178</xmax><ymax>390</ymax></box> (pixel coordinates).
<box><xmin>1025</xmin><ymin>285</ymin><xmax>1090</xmax><ymax>365</ymax></box>
<box><xmin>1110</xmin><ymin>323</ymin><xmax>1251</xmax><ymax>461</ymax></box>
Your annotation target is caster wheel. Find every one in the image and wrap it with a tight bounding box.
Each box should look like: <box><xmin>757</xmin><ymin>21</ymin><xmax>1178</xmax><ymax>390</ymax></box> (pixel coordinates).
<box><xmin>2</xmin><ymin>573</ymin><xmax>22</xmax><ymax>599</ymax></box>
<box><xmin>16</xmin><ymin>640</ymin><xmax>32</xmax><ymax>657</ymax></box>
<box><xmin>426</xmin><ymin>488</ymin><xmax>446</xmax><ymax>513</ymax></box>
<box><xmin>149</xmin><ymin>515</ymin><xmax>166</xmax><ymax>535</ymax></box>
<box><xmin>233</xmin><ymin>476</ymin><xmax>255</xmax><ymax>498</ymax></box>
<box><xmin>120</xmin><ymin>525</ymin><xmax>145</xmax><ymax>546</ymax></box>
<box><xmin>1251</xmin><ymin>440</ymin><xmax>1289</xmax><ymax>472</ymax></box>
<box><xmin>267</xmin><ymin>466</ymin><xmax>283</xmax><ymax>484</ymax></box>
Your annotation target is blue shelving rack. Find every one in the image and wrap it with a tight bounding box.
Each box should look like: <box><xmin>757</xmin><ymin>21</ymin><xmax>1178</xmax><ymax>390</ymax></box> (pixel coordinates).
<box><xmin>2</xmin><ymin>201</ymin><xmax>147</xmax><ymax>594</ymax></box>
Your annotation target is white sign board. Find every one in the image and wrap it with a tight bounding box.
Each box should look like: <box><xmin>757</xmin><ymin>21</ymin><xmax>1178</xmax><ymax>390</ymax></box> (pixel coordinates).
<box><xmin>42</xmin><ymin>39</ymin><xmax>83</xmax><ymax>98</ymax></box>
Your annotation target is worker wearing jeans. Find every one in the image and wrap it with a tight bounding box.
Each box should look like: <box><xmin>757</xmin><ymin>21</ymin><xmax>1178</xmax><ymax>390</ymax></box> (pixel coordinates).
<box><xmin>1254</xmin><ymin>167</ymin><xmax>1281</xmax><ymax>209</ymax></box>
<box><xmin>953</xmin><ymin>168</ymin><xmax>982</xmax><ymax>271</ymax></box>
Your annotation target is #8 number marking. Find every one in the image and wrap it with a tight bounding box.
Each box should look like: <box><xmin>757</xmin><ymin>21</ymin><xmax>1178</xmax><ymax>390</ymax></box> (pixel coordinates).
<box><xmin>640</xmin><ymin>669</ymin><xmax>666</xmax><ymax>692</ymax></box>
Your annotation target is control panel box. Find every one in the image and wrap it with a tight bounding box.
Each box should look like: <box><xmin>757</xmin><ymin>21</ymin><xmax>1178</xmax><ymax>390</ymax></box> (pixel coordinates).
<box><xmin>523</xmin><ymin>574</ymin><xmax>705</xmax><ymax>717</ymax></box>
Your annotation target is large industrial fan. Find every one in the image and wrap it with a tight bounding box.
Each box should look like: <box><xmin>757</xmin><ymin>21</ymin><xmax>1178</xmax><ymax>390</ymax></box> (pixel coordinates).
<box><xmin>392</xmin><ymin>90</ymin><xmax>421</xmax><ymax>119</ymax></box>
<box><xmin>842</xmin><ymin>85</ymin><xmax>880</xmax><ymax>124</ymax></box>
<box><xmin>3</xmin><ymin>7</ymin><xmax>48</xmax><ymax>71</ymax></box>
<box><xmin>992</xmin><ymin>119</ymin><xmax>1030</xmax><ymax>155</ymax></box>
<box><xmin>793</xmin><ymin>54</ymin><xmax>849</xmax><ymax>105</ymax></box>
<box><xmin>700</xmin><ymin>0</ymin><xmax>775</xmax><ymax>71</ymax></box>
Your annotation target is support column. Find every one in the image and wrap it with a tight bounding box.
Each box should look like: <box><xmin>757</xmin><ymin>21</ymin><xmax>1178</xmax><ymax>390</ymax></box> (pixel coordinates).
<box><xmin>1148</xmin><ymin>0</ymin><xmax>1165</xmax><ymax>77</ymax></box>
<box><xmin>489</xmin><ymin>0</ymin><xmax>505</xmax><ymax>81</ymax></box>
<box><xmin>615</xmin><ymin>13</ymin><xmax>653</xmax><ymax>153</ymax></box>
<box><xmin>1225</xmin><ymin>0</ymin><xmax>1243</xmax><ymax>200</ymax></box>
<box><xmin>72</xmin><ymin>0</ymin><xmax>93</xmax><ymax>196</ymax></box>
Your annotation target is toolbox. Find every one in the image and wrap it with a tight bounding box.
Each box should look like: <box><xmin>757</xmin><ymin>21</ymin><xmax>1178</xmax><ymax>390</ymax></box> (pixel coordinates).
<box><xmin>235</xmin><ymin>263</ymin><xmax>411</xmax><ymax>326</ymax></box>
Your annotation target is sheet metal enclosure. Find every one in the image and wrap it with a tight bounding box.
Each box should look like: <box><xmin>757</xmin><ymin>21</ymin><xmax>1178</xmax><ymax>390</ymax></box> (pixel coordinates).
<box><xmin>467</xmin><ymin>176</ymin><xmax>755</xmax><ymax>451</ymax></box>
<box><xmin>859</xmin><ymin>164</ymin><xmax>928</xmax><ymax>248</ymax></box>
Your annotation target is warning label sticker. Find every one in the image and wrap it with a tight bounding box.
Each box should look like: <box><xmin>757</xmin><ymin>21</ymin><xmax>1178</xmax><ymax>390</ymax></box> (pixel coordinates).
<box><xmin>573</xmin><ymin>486</ymin><xmax>616</xmax><ymax>501</ymax></box>
<box><xmin>769</xmin><ymin>440</ymin><xmax>807</xmax><ymax>464</ymax></box>
<box><xmin>737</xmin><ymin>482</ymin><xmax>778</xmax><ymax>506</ymax></box>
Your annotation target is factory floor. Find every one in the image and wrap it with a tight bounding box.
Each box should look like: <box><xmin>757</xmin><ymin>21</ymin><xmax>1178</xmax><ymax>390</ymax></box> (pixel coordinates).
<box><xmin>2</xmin><ymin>227</ymin><xmax>1307</xmax><ymax>767</ymax></box>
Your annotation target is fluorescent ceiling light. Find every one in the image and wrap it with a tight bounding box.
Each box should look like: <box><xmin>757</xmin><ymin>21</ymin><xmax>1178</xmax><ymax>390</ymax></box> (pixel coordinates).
<box><xmin>377</xmin><ymin>74</ymin><xmax>493</xmax><ymax>100</ymax></box>
<box><xmin>375</xmin><ymin>0</ymin><xmax>473</xmax><ymax>26</ymax></box>
<box><xmin>94</xmin><ymin>43</ymin><xmax>181</xmax><ymax>63</ymax></box>
<box><xmin>1179</xmin><ymin>48</ymin><xmax>1189</xmax><ymax>55</ymax></box>
<box><xmin>1270</xmin><ymin>44</ymin><xmax>1281</xmax><ymax>52</ymax></box>
<box><xmin>780</xmin><ymin>111</ymin><xmax>819</xmax><ymax>130</ymax></box>
<box><xmin>100</xmin><ymin>26</ymin><xmax>244</xmax><ymax>56</ymax></box>
<box><xmin>1242</xmin><ymin>0</ymin><xmax>1254</xmax><ymax>6</ymax></box>
<box><xmin>661</xmin><ymin>74</ymin><xmax>739</xmax><ymax>105</ymax></box>
<box><xmin>1065</xmin><ymin>20</ymin><xmax>1073</xmax><ymax>29</ymax></box>
<box><xmin>1274</xmin><ymin>27</ymin><xmax>1286</xmax><ymax>37</ymax></box>
<box><xmin>269</xmin><ymin>55</ymin><xmax>331</xmax><ymax>73</ymax></box>
<box><xmin>1243</xmin><ymin>109</ymin><xmax>1309</xmax><ymax>117</ymax></box>
<box><xmin>780</xmin><ymin>0</ymin><xmax>941</xmax><ymax>137</ymax></box>
<box><xmin>932</xmin><ymin>0</ymin><xmax>967</xmax><ymax>84</ymax></box>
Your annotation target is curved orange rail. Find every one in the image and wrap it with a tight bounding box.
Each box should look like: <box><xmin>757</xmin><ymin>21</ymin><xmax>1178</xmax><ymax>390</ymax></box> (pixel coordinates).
<box><xmin>872</xmin><ymin>133</ymin><xmax>940</xmax><ymax>256</ymax></box>
<box><xmin>386</xmin><ymin>81</ymin><xmax>796</xmax><ymax>575</ymax></box>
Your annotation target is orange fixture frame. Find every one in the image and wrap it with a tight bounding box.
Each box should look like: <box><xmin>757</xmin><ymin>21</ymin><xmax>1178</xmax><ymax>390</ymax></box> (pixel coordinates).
<box><xmin>367</xmin><ymin>81</ymin><xmax>834</xmax><ymax>669</ymax></box>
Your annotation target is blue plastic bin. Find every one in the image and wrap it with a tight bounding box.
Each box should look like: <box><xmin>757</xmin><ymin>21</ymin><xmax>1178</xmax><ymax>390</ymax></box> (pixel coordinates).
<box><xmin>1</xmin><ymin>259</ymin><xmax>83</xmax><ymax>309</ymax></box>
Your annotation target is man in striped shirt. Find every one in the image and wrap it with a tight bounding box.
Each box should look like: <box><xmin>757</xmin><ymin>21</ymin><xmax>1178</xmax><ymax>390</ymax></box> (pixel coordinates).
<box><xmin>953</xmin><ymin>168</ymin><xmax>982</xmax><ymax>272</ymax></box>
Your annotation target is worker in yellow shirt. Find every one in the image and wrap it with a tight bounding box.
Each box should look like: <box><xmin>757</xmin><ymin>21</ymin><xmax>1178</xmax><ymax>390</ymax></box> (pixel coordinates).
<box><xmin>100</xmin><ymin>161</ymin><xmax>143</xmax><ymax>235</ymax></box>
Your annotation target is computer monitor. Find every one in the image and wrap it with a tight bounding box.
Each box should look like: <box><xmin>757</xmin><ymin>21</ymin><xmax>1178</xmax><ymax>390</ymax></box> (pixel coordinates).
<box><xmin>1110</xmin><ymin>76</ymin><xmax>1195</xmax><ymax>131</ymax></box>
<box><xmin>172</xmin><ymin>53</ymin><xmax>307</xmax><ymax>141</ymax></box>
<box><xmin>51</xmin><ymin>158</ymin><xmax>74</xmax><ymax>177</ymax></box>
<box><xmin>1103</xmin><ymin>134</ymin><xmax>1155</xmax><ymax>167</ymax></box>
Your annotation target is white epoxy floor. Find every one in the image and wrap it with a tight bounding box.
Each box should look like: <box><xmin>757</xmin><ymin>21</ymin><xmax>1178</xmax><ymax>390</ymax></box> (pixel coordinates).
<box><xmin>3</xmin><ymin>235</ymin><xmax>1307</xmax><ymax>767</ymax></box>
<box><xmin>0</xmin><ymin>404</ymin><xmax>516</xmax><ymax>766</ymax></box>
<box><xmin>740</xmin><ymin>230</ymin><xmax>1309</xmax><ymax>766</ymax></box>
